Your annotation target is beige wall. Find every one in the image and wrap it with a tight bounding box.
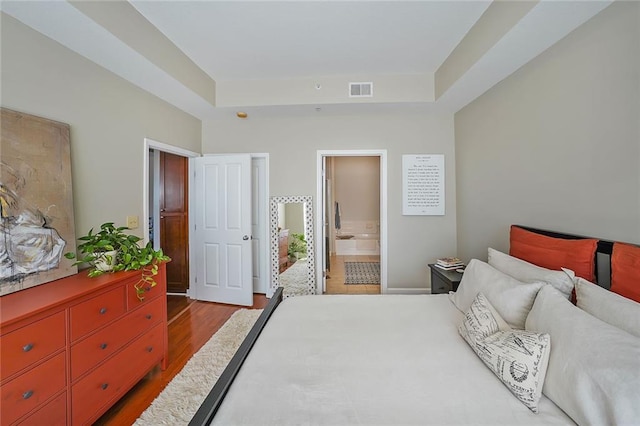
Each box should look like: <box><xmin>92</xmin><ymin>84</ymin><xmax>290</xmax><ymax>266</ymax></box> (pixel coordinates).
<box><xmin>455</xmin><ymin>1</ymin><xmax>640</xmax><ymax>263</ymax></box>
<box><xmin>217</xmin><ymin>74</ymin><xmax>434</xmax><ymax>107</ymax></box>
<box><xmin>333</xmin><ymin>156</ymin><xmax>380</xmax><ymax>224</ymax></box>
<box><xmin>1</xmin><ymin>14</ymin><xmax>202</xmax><ymax>241</ymax></box>
<box><xmin>283</xmin><ymin>202</ymin><xmax>305</xmax><ymax>235</ymax></box>
<box><xmin>203</xmin><ymin>109</ymin><xmax>457</xmax><ymax>290</ymax></box>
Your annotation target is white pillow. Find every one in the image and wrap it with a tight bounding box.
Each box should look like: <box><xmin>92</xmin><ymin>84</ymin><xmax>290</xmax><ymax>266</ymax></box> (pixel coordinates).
<box><xmin>575</xmin><ymin>277</ymin><xmax>640</xmax><ymax>338</ymax></box>
<box><xmin>450</xmin><ymin>259</ymin><xmax>544</xmax><ymax>329</ymax></box>
<box><xmin>488</xmin><ymin>248</ymin><xmax>575</xmax><ymax>299</ymax></box>
<box><xmin>526</xmin><ymin>285</ymin><xmax>640</xmax><ymax>425</ymax></box>
<box><xmin>459</xmin><ymin>293</ymin><xmax>551</xmax><ymax>413</ymax></box>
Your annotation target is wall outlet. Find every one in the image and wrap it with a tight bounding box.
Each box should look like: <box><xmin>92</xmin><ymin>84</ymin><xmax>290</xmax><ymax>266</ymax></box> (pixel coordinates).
<box><xmin>126</xmin><ymin>215</ymin><xmax>139</xmax><ymax>229</ymax></box>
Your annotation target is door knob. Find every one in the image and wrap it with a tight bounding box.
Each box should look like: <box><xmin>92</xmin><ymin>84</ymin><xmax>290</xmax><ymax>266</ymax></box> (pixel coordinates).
<box><xmin>243</xmin><ymin>235</ymin><xmax>249</xmax><ymax>241</ymax></box>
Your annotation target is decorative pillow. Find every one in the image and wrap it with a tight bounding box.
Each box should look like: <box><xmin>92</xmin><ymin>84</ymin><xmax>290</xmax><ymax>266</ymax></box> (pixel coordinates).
<box><xmin>575</xmin><ymin>277</ymin><xmax>640</xmax><ymax>338</ymax></box>
<box><xmin>526</xmin><ymin>285</ymin><xmax>640</xmax><ymax>425</ymax></box>
<box><xmin>488</xmin><ymin>247</ymin><xmax>575</xmax><ymax>299</ymax></box>
<box><xmin>450</xmin><ymin>259</ymin><xmax>544</xmax><ymax>329</ymax></box>
<box><xmin>611</xmin><ymin>242</ymin><xmax>640</xmax><ymax>303</ymax></box>
<box><xmin>509</xmin><ymin>225</ymin><xmax>598</xmax><ymax>282</ymax></box>
<box><xmin>459</xmin><ymin>293</ymin><xmax>550</xmax><ymax>413</ymax></box>
<box><xmin>459</xmin><ymin>292</ymin><xmax>511</xmax><ymax>346</ymax></box>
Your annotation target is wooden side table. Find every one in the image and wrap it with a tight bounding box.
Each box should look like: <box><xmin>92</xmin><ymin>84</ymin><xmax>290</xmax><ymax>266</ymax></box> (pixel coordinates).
<box><xmin>428</xmin><ymin>264</ymin><xmax>464</xmax><ymax>294</ymax></box>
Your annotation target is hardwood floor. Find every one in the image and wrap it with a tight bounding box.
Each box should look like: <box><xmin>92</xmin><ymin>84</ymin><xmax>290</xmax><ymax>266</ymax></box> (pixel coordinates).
<box><xmin>94</xmin><ymin>294</ymin><xmax>268</xmax><ymax>425</ymax></box>
<box><xmin>325</xmin><ymin>254</ymin><xmax>381</xmax><ymax>294</ymax></box>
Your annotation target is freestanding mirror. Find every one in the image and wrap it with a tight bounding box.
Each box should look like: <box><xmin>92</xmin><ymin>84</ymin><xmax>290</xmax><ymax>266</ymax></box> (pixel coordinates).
<box><xmin>270</xmin><ymin>196</ymin><xmax>315</xmax><ymax>297</ymax></box>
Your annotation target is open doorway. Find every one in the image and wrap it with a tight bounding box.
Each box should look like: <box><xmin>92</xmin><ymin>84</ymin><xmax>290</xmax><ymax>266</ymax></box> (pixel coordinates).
<box><xmin>316</xmin><ymin>150</ymin><xmax>388</xmax><ymax>294</ymax></box>
<box><xmin>144</xmin><ymin>139</ymin><xmax>199</xmax><ymax>296</ymax></box>
<box><xmin>145</xmin><ymin>143</ymin><xmax>270</xmax><ymax>302</ymax></box>
<box><xmin>157</xmin><ymin>150</ymin><xmax>189</xmax><ymax>293</ymax></box>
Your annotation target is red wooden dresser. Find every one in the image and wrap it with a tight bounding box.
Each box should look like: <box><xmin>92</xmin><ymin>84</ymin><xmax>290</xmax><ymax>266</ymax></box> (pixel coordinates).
<box><xmin>0</xmin><ymin>264</ymin><xmax>168</xmax><ymax>425</ymax></box>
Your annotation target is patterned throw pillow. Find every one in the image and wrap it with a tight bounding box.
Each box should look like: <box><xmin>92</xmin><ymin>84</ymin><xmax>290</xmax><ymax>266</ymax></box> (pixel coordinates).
<box><xmin>459</xmin><ymin>292</ymin><xmax>511</xmax><ymax>345</ymax></box>
<box><xmin>459</xmin><ymin>292</ymin><xmax>551</xmax><ymax>413</ymax></box>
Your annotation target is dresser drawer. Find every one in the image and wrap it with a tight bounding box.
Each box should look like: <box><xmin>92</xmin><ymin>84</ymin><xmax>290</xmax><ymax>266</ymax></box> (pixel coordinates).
<box><xmin>70</xmin><ymin>296</ymin><xmax>164</xmax><ymax>380</ymax></box>
<box><xmin>71</xmin><ymin>323</ymin><xmax>164</xmax><ymax>425</ymax></box>
<box><xmin>17</xmin><ymin>391</ymin><xmax>66</xmax><ymax>426</ymax></box>
<box><xmin>0</xmin><ymin>352</ymin><xmax>66</xmax><ymax>425</ymax></box>
<box><xmin>70</xmin><ymin>286</ymin><xmax>126</xmax><ymax>341</ymax></box>
<box><xmin>0</xmin><ymin>312</ymin><xmax>66</xmax><ymax>381</ymax></box>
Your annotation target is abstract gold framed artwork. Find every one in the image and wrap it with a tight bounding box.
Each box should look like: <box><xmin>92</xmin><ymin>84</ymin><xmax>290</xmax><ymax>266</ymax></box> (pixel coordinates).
<box><xmin>1</xmin><ymin>108</ymin><xmax>77</xmax><ymax>295</ymax></box>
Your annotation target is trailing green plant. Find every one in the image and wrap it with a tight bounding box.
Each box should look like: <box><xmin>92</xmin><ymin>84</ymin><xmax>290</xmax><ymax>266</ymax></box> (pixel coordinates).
<box><xmin>121</xmin><ymin>241</ymin><xmax>170</xmax><ymax>301</ymax></box>
<box><xmin>65</xmin><ymin>222</ymin><xmax>140</xmax><ymax>275</ymax></box>
<box><xmin>288</xmin><ymin>232</ymin><xmax>307</xmax><ymax>259</ymax></box>
<box><xmin>65</xmin><ymin>222</ymin><xmax>170</xmax><ymax>300</ymax></box>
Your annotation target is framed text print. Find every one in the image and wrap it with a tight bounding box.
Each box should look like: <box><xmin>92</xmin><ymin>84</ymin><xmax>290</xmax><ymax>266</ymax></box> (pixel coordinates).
<box><xmin>402</xmin><ymin>154</ymin><xmax>444</xmax><ymax>216</ymax></box>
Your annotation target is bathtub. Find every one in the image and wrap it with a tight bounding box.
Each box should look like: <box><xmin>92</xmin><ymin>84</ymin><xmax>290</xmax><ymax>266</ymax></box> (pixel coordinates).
<box><xmin>335</xmin><ymin>233</ymin><xmax>380</xmax><ymax>255</ymax></box>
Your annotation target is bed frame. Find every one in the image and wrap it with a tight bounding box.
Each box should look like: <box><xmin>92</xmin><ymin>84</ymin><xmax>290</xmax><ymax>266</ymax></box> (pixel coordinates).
<box><xmin>189</xmin><ymin>287</ymin><xmax>284</xmax><ymax>425</ymax></box>
<box><xmin>189</xmin><ymin>225</ymin><xmax>621</xmax><ymax>425</ymax></box>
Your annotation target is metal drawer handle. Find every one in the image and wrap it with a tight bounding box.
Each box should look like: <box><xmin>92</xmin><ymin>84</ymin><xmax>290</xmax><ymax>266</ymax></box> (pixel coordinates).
<box><xmin>99</xmin><ymin>307</ymin><xmax>107</xmax><ymax>315</ymax></box>
<box><xmin>100</xmin><ymin>343</ymin><xmax>108</xmax><ymax>350</ymax></box>
<box><xmin>23</xmin><ymin>390</ymin><xmax>34</xmax><ymax>400</ymax></box>
<box><xmin>145</xmin><ymin>314</ymin><xmax>152</xmax><ymax>320</ymax></box>
<box><xmin>101</xmin><ymin>383</ymin><xmax>109</xmax><ymax>390</ymax></box>
<box><xmin>22</xmin><ymin>343</ymin><xmax>34</xmax><ymax>352</ymax></box>
<box><xmin>146</xmin><ymin>346</ymin><xmax>153</xmax><ymax>353</ymax></box>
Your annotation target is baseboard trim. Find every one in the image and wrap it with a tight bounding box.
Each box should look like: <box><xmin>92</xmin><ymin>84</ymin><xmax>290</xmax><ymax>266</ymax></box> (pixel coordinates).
<box><xmin>385</xmin><ymin>287</ymin><xmax>431</xmax><ymax>295</ymax></box>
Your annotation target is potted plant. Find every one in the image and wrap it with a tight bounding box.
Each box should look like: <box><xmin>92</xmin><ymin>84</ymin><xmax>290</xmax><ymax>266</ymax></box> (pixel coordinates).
<box><xmin>65</xmin><ymin>222</ymin><xmax>170</xmax><ymax>300</ymax></box>
<box><xmin>64</xmin><ymin>222</ymin><xmax>136</xmax><ymax>275</ymax></box>
<box><xmin>288</xmin><ymin>232</ymin><xmax>307</xmax><ymax>262</ymax></box>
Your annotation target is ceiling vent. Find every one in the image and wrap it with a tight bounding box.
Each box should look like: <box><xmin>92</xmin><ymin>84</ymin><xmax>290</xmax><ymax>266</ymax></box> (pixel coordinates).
<box><xmin>349</xmin><ymin>82</ymin><xmax>373</xmax><ymax>98</ymax></box>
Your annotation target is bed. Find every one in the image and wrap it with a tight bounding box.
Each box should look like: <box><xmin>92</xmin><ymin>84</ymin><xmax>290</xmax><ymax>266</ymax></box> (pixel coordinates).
<box><xmin>190</xmin><ymin>225</ymin><xmax>640</xmax><ymax>425</ymax></box>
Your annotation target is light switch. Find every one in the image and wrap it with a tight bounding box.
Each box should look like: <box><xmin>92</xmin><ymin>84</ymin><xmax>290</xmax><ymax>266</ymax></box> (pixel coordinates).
<box><xmin>127</xmin><ymin>215</ymin><xmax>139</xmax><ymax>229</ymax></box>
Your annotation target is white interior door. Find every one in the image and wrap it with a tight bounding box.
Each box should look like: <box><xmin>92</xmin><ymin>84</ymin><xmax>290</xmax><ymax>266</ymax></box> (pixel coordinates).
<box><xmin>251</xmin><ymin>156</ymin><xmax>268</xmax><ymax>294</ymax></box>
<box><xmin>194</xmin><ymin>154</ymin><xmax>253</xmax><ymax>306</ymax></box>
<box><xmin>321</xmin><ymin>156</ymin><xmax>328</xmax><ymax>294</ymax></box>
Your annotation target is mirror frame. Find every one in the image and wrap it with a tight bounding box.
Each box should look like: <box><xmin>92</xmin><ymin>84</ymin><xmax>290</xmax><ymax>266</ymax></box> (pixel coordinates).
<box><xmin>270</xmin><ymin>196</ymin><xmax>315</xmax><ymax>295</ymax></box>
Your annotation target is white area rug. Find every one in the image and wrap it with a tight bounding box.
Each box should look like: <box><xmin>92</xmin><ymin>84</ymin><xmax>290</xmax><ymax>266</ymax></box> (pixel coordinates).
<box><xmin>280</xmin><ymin>258</ymin><xmax>311</xmax><ymax>297</ymax></box>
<box><xmin>134</xmin><ymin>308</ymin><xmax>262</xmax><ymax>425</ymax></box>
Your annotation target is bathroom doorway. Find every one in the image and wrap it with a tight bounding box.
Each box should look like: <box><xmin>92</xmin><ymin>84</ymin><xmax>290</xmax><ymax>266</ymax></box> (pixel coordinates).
<box><xmin>316</xmin><ymin>150</ymin><xmax>387</xmax><ymax>294</ymax></box>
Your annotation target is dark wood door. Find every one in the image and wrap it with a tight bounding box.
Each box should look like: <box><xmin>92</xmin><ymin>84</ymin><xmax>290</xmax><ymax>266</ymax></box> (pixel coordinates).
<box><xmin>160</xmin><ymin>152</ymin><xmax>189</xmax><ymax>293</ymax></box>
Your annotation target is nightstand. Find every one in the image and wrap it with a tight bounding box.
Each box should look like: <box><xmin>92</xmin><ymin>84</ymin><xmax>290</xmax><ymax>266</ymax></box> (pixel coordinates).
<box><xmin>428</xmin><ymin>264</ymin><xmax>464</xmax><ymax>294</ymax></box>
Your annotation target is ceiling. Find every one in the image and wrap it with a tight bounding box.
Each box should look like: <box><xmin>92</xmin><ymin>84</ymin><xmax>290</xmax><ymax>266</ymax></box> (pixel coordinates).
<box><xmin>129</xmin><ymin>1</ymin><xmax>491</xmax><ymax>81</ymax></box>
<box><xmin>1</xmin><ymin>1</ymin><xmax>613</xmax><ymax>119</ymax></box>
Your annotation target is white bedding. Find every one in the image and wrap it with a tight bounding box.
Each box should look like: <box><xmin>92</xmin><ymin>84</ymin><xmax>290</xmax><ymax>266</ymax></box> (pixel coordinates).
<box><xmin>213</xmin><ymin>294</ymin><xmax>574</xmax><ymax>425</ymax></box>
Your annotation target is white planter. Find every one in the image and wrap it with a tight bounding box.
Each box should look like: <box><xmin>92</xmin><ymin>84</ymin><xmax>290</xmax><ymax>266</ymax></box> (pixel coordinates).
<box><xmin>93</xmin><ymin>250</ymin><xmax>118</xmax><ymax>272</ymax></box>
